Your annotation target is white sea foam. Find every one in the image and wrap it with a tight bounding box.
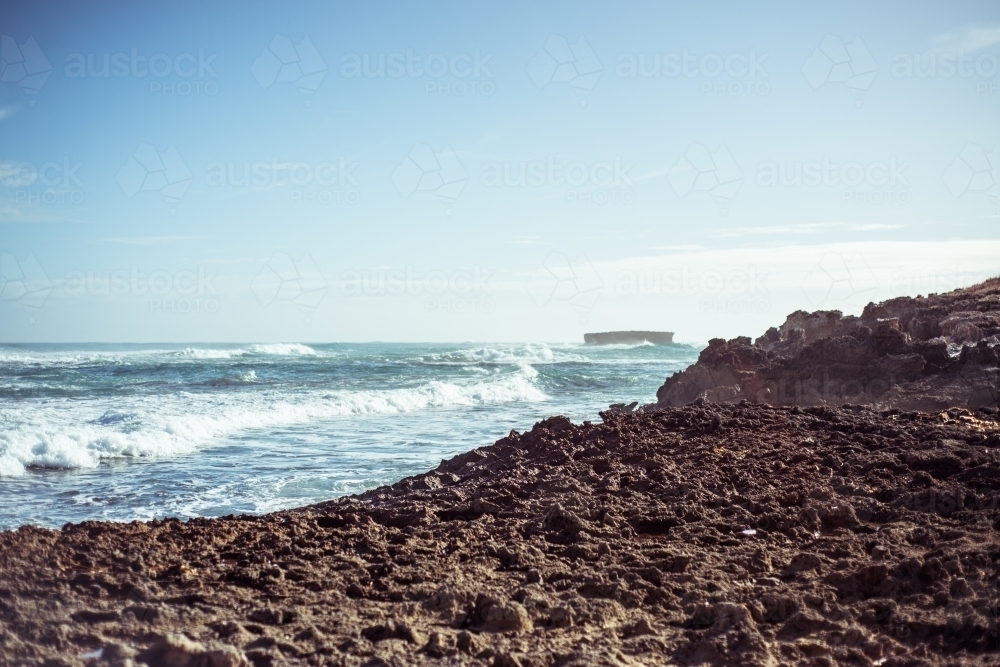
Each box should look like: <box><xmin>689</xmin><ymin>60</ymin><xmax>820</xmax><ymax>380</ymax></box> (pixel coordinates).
<box><xmin>0</xmin><ymin>453</ymin><xmax>25</xmax><ymax>478</ymax></box>
<box><xmin>0</xmin><ymin>343</ymin><xmax>317</xmax><ymax>367</ymax></box>
<box><xmin>589</xmin><ymin>340</ymin><xmax>657</xmax><ymax>349</ymax></box>
<box><xmin>0</xmin><ymin>368</ymin><xmax>545</xmax><ymax>477</ymax></box>
<box><xmin>247</xmin><ymin>343</ymin><xmax>316</xmax><ymax>356</ymax></box>
<box><xmin>175</xmin><ymin>348</ymin><xmax>239</xmax><ymax>359</ymax></box>
<box><xmin>175</xmin><ymin>344</ymin><xmax>316</xmax><ymax>359</ymax></box>
<box><xmin>0</xmin><ymin>351</ymin><xmax>142</xmax><ymax>366</ymax></box>
<box><xmin>424</xmin><ymin>344</ymin><xmax>587</xmax><ymax>366</ymax></box>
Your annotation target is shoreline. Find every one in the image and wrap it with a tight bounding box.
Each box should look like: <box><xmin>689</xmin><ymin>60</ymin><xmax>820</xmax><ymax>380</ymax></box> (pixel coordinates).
<box><xmin>0</xmin><ymin>341</ymin><xmax>700</xmax><ymax>530</ymax></box>
<box><xmin>2</xmin><ymin>402</ymin><xmax>998</xmax><ymax>666</ymax></box>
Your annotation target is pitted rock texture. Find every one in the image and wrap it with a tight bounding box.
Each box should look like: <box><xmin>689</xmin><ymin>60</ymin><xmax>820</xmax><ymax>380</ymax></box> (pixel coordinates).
<box><xmin>655</xmin><ymin>277</ymin><xmax>1000</xmax><ymax>412</ymax></box>
<box><xmin>1</xmin><ymin>404</ymin><xmax>998</xmax><ymax>666</ymax></box>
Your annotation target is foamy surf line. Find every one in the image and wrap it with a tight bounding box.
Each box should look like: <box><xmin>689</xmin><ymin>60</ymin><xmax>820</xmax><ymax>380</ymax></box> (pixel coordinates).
<box><xmin>172</xmin><ymin>344</ymin><xmax>316</xmax><ymax>360</ymax></box>
<box><xmin>0</xmin><ymin>369</ymin><xmax>546</xmax><ymax>478</ymax></box>
<box><xmin>419</xmin><ymin>344</ymin><xmax>590</xmax><ymax>366</ymax></box>
<box><xmin>0</xmin><ymin>343</ymin><xmax>319</xmax><ymax>365</ymax></box>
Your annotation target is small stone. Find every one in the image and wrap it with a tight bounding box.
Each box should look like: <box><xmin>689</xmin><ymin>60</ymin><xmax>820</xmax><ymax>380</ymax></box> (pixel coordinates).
<box><xmin>456</xmin><ymin>630</ymin><xmax>479</xmax><ymax>654</ymax></box>
<box><xmin>101</xmin><ymin>642</ymin><xmax>137</xmax><ymax>663</ymax></box>
<box><xmin>425</xmin><ymin>631</ymin><xmax>453</xmax><ymax>658</ymax></box>
<box><xmin>137</xmin><ymin>634</ymin><xmax>248</xmax><ymax>667</ymax></box>
<box><xmin>484</xmin><ymin>602</ymin><xmax>532</xmax><ymax>633</ymax></box>
<box><xmin>362</xmin><ymin>621</ymin><xmax>424</xmax><ymax>645</ymax></box>
<box><xmin>550</xmin><ymin>605</ymin><xmax>572</xmax><ymax>628</ymax></box>
<box><xmin>493</xmin><ymin>652</ymin><xmax>523</xmax><ymax>667</ymax></box>
<box><xmin>630</xmin><ymin>618</ymin><xmax>656</xmax><ymax>636</ymax></box>
<box><xmin>689</xmin><ymin>603</ymin><xmax>716</xmax><ymax>628</ymax></box>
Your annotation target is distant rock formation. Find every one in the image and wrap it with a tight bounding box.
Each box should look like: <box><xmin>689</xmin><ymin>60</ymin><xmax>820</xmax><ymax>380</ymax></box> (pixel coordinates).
<box><xmin>585</xmin><ymin>331</ymin><xmax>674</xmax><ymax>345</ymax></box>
<box><xmin>653</xmin><ymin>277</ymin><xmax>1000</xmax><ymax>412</ymax></box>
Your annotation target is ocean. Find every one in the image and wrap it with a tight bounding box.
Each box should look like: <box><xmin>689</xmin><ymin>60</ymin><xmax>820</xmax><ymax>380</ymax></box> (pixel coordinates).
<box><xmin>0</xmin><ymin>342</ymin><xmax>699</xmax><ymax>530</ymax></box>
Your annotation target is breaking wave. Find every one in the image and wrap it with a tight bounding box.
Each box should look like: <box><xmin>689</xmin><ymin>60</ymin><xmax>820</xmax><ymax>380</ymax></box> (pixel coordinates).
<box><xmin>0</xmin><ymin>367</ymin><xmax>545</xmax><ymax>478</ymax></box>
<box><xmin>421</xmin><ymin>344</ymin><xmax>587</xmax><ymax>366</ymax></box>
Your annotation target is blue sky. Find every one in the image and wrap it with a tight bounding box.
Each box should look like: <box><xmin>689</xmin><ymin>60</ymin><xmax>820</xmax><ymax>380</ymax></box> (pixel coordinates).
<box><xmin>1</xmin><ymin>0</ymin><xmax>998</xmax><ymax>343</ymax></box>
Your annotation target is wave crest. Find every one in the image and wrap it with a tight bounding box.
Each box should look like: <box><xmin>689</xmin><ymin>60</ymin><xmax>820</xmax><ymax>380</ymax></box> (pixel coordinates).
<box><xmin>0</xmin><ymin>368</ymin><xmax>544</xmax><ymax>477</ymax></box>
<box><xmin>422</xmin><ymin>344</ymin><xmax>587</xmax><ymax>366</ymax></box>
<box><xmin>175</xmin><ymin>348</ymin><xmax>238</xmax><ymax>359</ymax></box>
<box><xmin>247</xmin><ymin>343</ymin><xmax>316</xmax><ymax>356</ymax></box>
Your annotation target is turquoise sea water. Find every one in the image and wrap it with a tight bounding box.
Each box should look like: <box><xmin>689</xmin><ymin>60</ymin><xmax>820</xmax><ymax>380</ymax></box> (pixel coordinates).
<box><xmin>0</xmin><ymin>341</ymin><xmax>698</xmax><ymax>530</ymax></box>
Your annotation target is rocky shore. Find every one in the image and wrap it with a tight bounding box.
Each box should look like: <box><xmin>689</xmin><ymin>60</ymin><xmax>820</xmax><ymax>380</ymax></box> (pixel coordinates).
<box><xmin>655</xmin><ymin>278</ymin><xmax>1000</xmax><ymax>412</ymax></box>
<box><xmin>2</xmin><ymin>402</ymin><xmax>999</xmax><ymax>666</ymax></box>
<box><xmin>3</xmin><ymin>278</ymin><xmax>1000</xmax><ymax>666</ymax></box>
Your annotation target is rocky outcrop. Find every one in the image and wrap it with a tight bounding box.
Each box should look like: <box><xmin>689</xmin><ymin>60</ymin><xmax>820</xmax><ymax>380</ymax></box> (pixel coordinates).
<box><xmin>656</xmin><ymin>277</ymin><xmax>1000</xmax><ymax>412</ymax></box>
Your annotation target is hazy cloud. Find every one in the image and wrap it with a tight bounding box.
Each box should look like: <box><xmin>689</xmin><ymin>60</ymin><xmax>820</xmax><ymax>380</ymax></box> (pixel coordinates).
<box><xmin>933</xmin><ymin>24</ymin><xmax>1000</xmax><ymax>52</ymax></box>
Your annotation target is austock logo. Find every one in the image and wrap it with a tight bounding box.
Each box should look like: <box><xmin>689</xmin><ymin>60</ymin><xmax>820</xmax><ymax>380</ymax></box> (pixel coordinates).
<box><xmin>116</xmin><ymin>143</ymin><xmax>193</xmax><ymax>212</ymax></box>
<box><xmin>64</xmin><ymin>47</ymin><xmax>219</xmax><ymax>96</ymax></box>
<box><xmin>891</xmin><ymin>49</ymin><xmax>999</xmax><ymax>95</ymax></box>
<box><xmin>340</xmin><ymin>47</ymin><xmax>494</xmax><ymax>96</ymax></box>
<box><xmin>525</xmin><ymin>252</ymin><xmax>603</xmax><ymax>322</ymax></box>
<box><xmin>1</xmin><ymin>157</ymin><xmax>85</xmax><ymax>206</ymax></box>
<box><xmin>392</xmin><ymin>144</ymin><xmax>468</xmax><ymax>212</ymax></box>
<box><xmin>204</xmin><ymin>158</ymin><xmax>361</xmax><ymax>205</ymax></box>
<box><xmin>338</xmin><ymin>265</ymin><xmax>495</xmax><ymax>315</ymax></box>
<box><xmin>668</xmin><ymin>143</ymin><xmax>743</xmax><ymax>213</ymax></box>
<box><xmin>957</xmin><ymin>358</ymin><xmax>1000</xmax><ymax>410</ymax></box>
<box><xmin>800</xmin><ymin>252</ymin><xmax>879</xmax><ymax>311</ymax></box>
<box><xmin>1</xmin><ymin>35</ymin><xmax>52</xmax><ymax>103</ymax></box>
<box><xmin>749</xmin><ymin>371</ymin><xmax>909</xmax><ymax>405</ymax></box>
<box><xmin>615</xmin><ymin>265</ymin><xmax>770</xmax><ymax>315</ymax></box>
<box><xmin>527</xmin><ymin>35</ymin><xmax>602</xmax><ymax>103</ymax></box>
<box><xmin>616</xmin><ymin>48</ymin><xmax>770</xmax><ymax>97</ymax></box>
<box><xmin>338</xmin><ymin>266</ymin><xmax>492</xmax><ymax>296</ymax></box>
<box><xmin>63</xmin><ymin>265</ymin><xmax>220</xmax><ymax>314</ymax></box>
<box><xmin>252</xmin><ymin>35</ymin><xmax>327</xmax><ymax>100</ymax></box>
<box><xmin>0</xmin><ymin>252</ymin><xmax>52</xmax><ymax>323</ymax></box>
<box><xmin>251</xmin><ymin>252</ymin><xmax>328</xmax><ymax>321</ymax></box>
<box><xmin>756</xmin><ymin>157</ymin><xmax>911</xmax><ymax>205</ymax></box>
<box><xmin>480</xmin><ymin>156</ymin><xmax>635</xmax><ymax>204</ymax></box>
<box><xmin>943</xmin><ymin>144</ymin><xmax>998</xmax><ymax>208</ymax></box>
<box><xmin>802</xmin><ymin>35</ymin><xmax>878</xmax><ymax>105</ymax></box>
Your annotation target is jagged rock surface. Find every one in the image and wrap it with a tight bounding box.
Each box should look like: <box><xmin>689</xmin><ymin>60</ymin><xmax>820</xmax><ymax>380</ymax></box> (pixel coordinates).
<box><xmin>656</xmin><ymin>278</ymin><xmax>1000</xmax><ymax>411</ymax></box>
<box><xmin>1</xmin><ymin>404</ymin><xmax>999</xmax><ymax>666</ymax></box>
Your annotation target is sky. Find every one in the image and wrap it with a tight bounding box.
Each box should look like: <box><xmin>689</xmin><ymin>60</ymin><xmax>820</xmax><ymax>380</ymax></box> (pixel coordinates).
<box><xmin>0</xmin><ymin>0</ymin><xmax>998</xmax><ymax>344</ymax></box>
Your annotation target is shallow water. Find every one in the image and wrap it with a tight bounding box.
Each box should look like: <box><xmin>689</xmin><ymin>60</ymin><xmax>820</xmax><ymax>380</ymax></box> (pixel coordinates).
<box><xmin>0</xmin><ymin>341</ymin><xmax>699</xmax><ymax>529</ymax></box>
